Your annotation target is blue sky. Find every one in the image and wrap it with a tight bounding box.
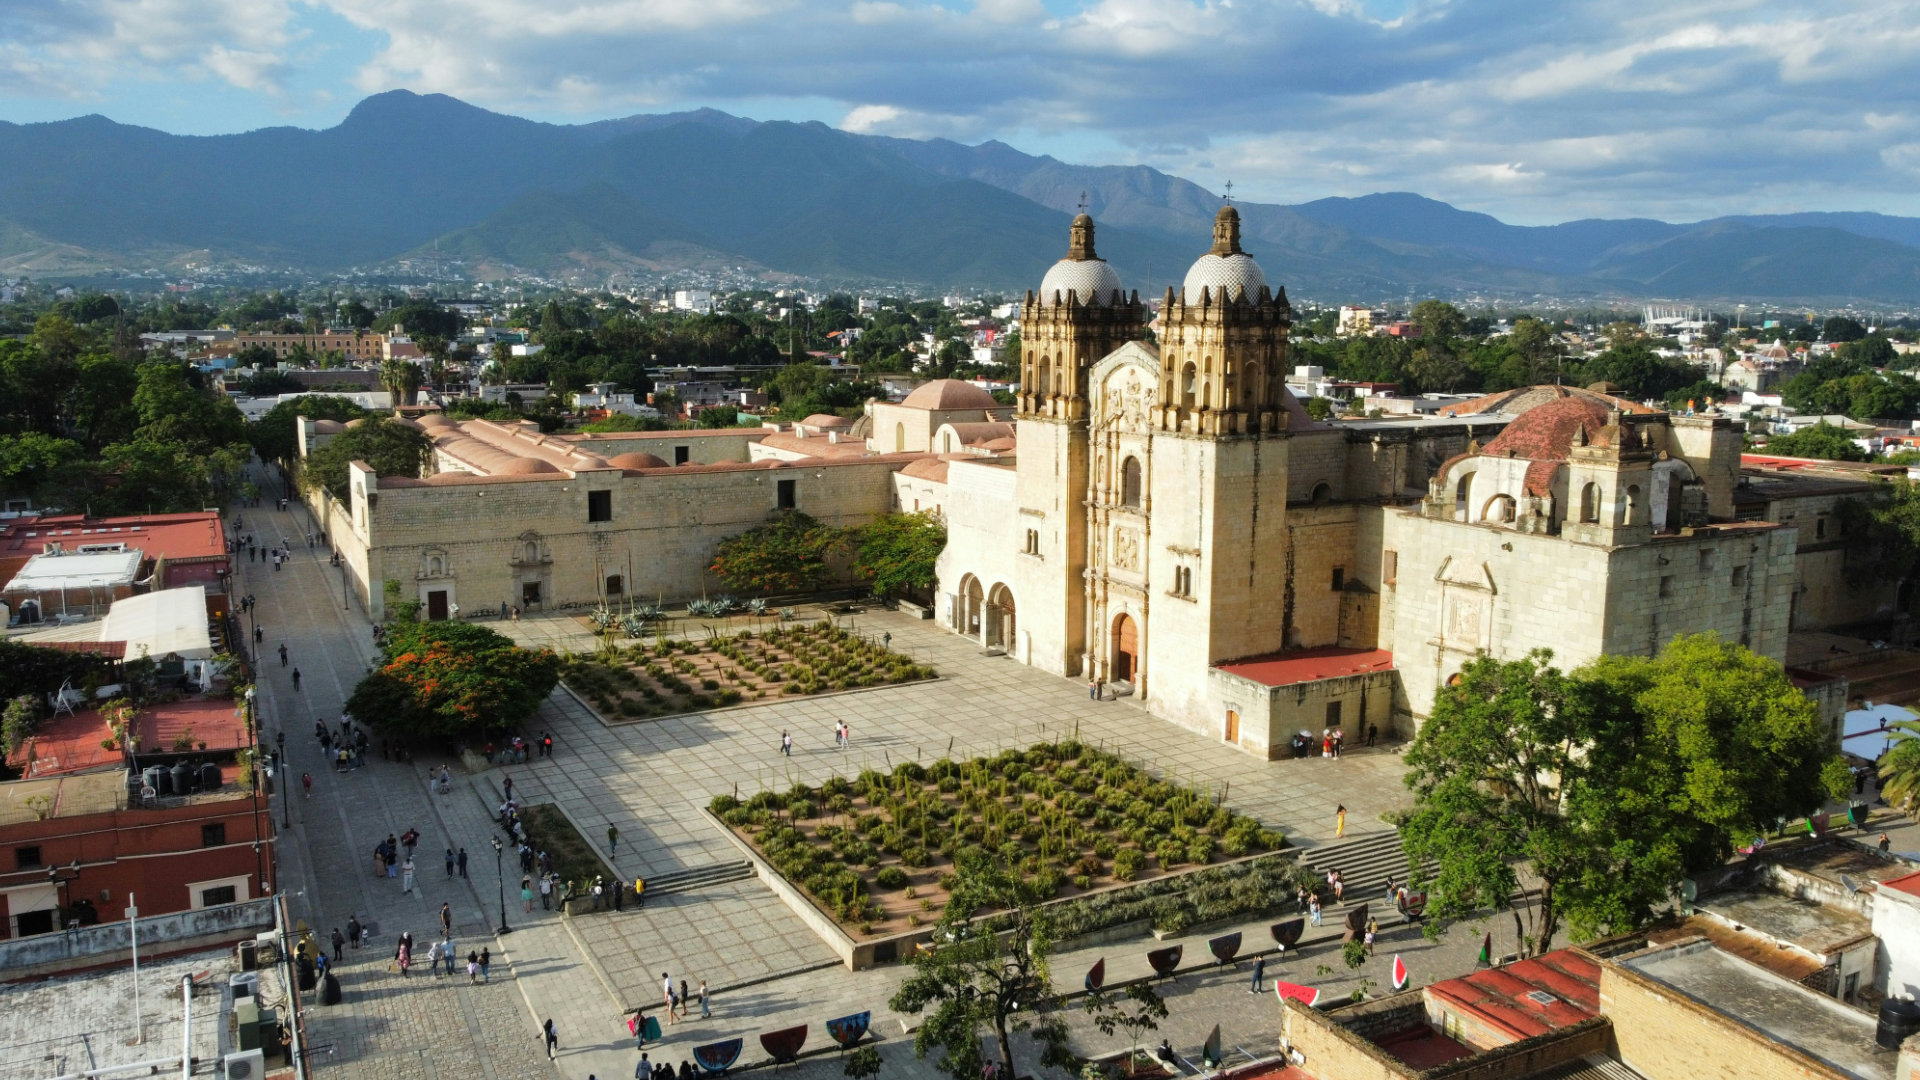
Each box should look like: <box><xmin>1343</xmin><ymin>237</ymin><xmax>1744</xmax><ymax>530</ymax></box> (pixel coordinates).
<box><xmin>3</xmin><ymin>0</ymin><xmax>1918</xmax><ymax>224</ymax></box>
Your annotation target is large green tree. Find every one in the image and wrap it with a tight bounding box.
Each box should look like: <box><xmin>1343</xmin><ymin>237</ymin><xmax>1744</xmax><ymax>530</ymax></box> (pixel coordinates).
<box><xmin>709</xmin><ymin>511</ymin><xmax>846</xmax><ymax>593</ymax></box>
<box><xmin>1402</xmin><ymin>635</ymin><xmax>1846</xmax><ymax>955</ymax></box>
<box><xmin>248</xmin><ymin>395</ymin><xmax>369</xmax><ymax>464</ymax></box>
<box><xmin>300</xmin><ymin>416</ymin><xmax>433</xmax><ymax>500</ymax></box>
<box><xmin>855</xmin><ymin>512</ymin><xmax>947</xmax><ymax>600</ymax></box>
<box><xmin>1761</xmin><ymin>423</ymin><xmax>1870</xmax><ymax>462</ymax></box>
<box><xmin>345</xmin><ymin>621</ymin><xmax>560</xmax><ymax>739</ymax></box>
<box><xmin>889</xmin><ymin>851</ymin><xmax>1074</xmax><ymax>1080</ymax></box>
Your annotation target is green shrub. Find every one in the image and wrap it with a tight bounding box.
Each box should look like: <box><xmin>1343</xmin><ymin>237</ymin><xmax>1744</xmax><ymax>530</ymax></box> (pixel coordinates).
<box><xmin>710</xmin><ymin>794</ymin><xmax>740</xmax><ymax>815</ymax></box>
<box><xmin>1072</xmin><ymin>874</ymin><xmax>1093</xmax><ymax>890</ymax></box>
<box><xmin>788</xmin><ymin>799</ymin><xmax>815</xmax><ymax>820</ymax></box>
<box><xmin>746</xmin><ymin>790</ymin><xmax>781</xmax><ymax>811</ymax></box>
<box><xmin>701</xmin><ymin>678</ymin><xmax>720</xmax><ymax>691</ymax></box>
<box><xmin>1093</xmin><ymin>836</ymin><xmax>1118</xmax><ymax>859</ymax></box>
<box><xmin>875</xmin><ymin>866</ymin><xmax>909</xmax><ymax>889</ymax></box>
<box><xmin>899</xmin><ymin>846</ymin><xmax>930</xmax><ymax>868</ymax></box>
<box><xmin>1113</xmin><ymin>848</ymin><xmax>1145</xmax><ymax>881</ymax></box>
<box><xmin>1155</xmin><ymin>839</ymin><xmax>1187</xmax><ymax>868</ymax></box>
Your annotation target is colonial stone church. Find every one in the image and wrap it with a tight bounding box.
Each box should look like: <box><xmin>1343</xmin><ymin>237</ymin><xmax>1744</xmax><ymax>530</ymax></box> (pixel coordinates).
<box><xmin>307</xmin><ymin>208</ymin><xmax>1897</xmax><ymax>757</ymax></box>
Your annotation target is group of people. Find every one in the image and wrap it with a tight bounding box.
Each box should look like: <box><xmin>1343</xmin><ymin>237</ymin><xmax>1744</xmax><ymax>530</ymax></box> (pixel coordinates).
<box><xmin>389</xmin><ymin>929</ymin><xmax>491</xmax><ymax>981</ymax></box>
<box><xmin>318</xmin><ymin>716</ymin><xmax>370</xmax><ymax>772</ymax></box>
<box><xmin>482</xmin><ymin>734</ymin><xmax>544</xmax><ymax>764</ymax></box>
<box><xmin>372</xmin><ymin>830</ymin><xmax>421</xmax><ymax>892</ymax></box>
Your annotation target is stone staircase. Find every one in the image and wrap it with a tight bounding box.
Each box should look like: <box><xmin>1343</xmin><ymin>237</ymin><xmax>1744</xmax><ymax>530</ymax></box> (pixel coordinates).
<box><xmin>1294</xmin><ymin>830</ymin><xmax>1435</xmax><ymax>913</ymax></box>
<box><xmin>643</xmin><ymin>860</ymin><xmax>755</xmax><ymax>898</ymax></box>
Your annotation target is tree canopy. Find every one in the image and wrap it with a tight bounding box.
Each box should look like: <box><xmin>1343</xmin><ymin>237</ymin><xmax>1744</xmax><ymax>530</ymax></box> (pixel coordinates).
<box><xmin>709</xmin><ymin>510</ymin><xmax>846</xmax><ymax>593</ymax></box>
<box><xmin>248</xmin><ymin>395</ymin><xmax>369</xmax><ymax>464</ymax></box>
<box><xmin>344</xmin><ymin>620</ymin><xmax>561</xmax><ymax>739</ymax></box>
<box><xmin>854</xmin><ymin>512</ymin><xmax>946</xmax><ymax>600</ymax></box>
<box><xmin>888</xmin><ymin>851</ymin><xmax>1074</xmax><ymax>1080</ymax></box>
<box><xmin>1402</xmin><ymin>635</ymin><xmax>1846</xmax><ymax>955</ymax></box>
<box><xmin>1760</xmin><ymin>423</ymin><xmax>1870</xmax><ymax>462</ymax></box>
<box><xmin>299</xmin><ymin>416</ymin><xmax>433</xmax><ymax>500</ymax></box>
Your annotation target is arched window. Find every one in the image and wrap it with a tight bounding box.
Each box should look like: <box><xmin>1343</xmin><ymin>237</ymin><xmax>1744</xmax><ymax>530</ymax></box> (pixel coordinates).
<box><xmin>894</xmin><ymin>422</ymin><xmax>905</xmax><ymax>453</ymax></box>
<box><xmin>1038</xmin><ymin>359</ymin><xmax>1052</xmax><ymax>399</ymax></box>
<box><xmin>1181</xmin><ymin>363</ymin><xmax>1197</xmax><ymax>410</ymax></box>
<box><xmin>1453</xmin><ymin>472</ymin><xmax>1475</xmax><ymax>521</ymax></box>
<box><xmin>1482</xmin><ymin>494</ymin><xmax>1517</xmax><ymax>523</ymax></box>
<box><xmin>1244</xmin><ymin>362</ymin><xmax>1263</xmax><ymax>410</ymax></box>
<box><xmin>943</xmin><ymin>432</ymin><xmax>955</xmax><ymax>453</ymax></box>
<box><xmin>1620</xmin><ymin>484</ymin><xmax>1641</xmax><ymax>525</ymax></box>
<box><xmin>1578</xmin><ymin>482</ymin><xmax>1599</xmax><ymax>523</ymax></box>
<box><xmin>1309</xmin><ymin>482</ymin><xmax>1332</xmax><ymax>507</ymax></box>
<box><xmin>1121</xmin><ymin>457</ymin><xmax>1143</xmax><ymax>508</ymax></box>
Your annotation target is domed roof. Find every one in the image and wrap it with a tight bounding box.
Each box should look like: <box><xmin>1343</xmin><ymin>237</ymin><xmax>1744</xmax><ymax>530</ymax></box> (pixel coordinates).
<box><xmin>311</xmin><ymin>419</ymin><xmax>346</xmax><ymax>434</ymax></box>
<box><xmin>495</xmin><ymin>458</ymin><xmax>559</xmax><ymax>475</ymax></box>
<box><xmin>901</xmin><ymin>379</ymin><xmax>997</xmax><ymax>411</ymax></box>
<box><xmin>1182</xmin><ymin>205</ymin><xmax>1267</xmax><ymax>304</ymax></box>
<box><xmin>343</xmin><ymin>418</ymin><xmax>367</xmax><ymax>430</ymax></box>
<box><xmin>800</xmin><ymin>414</ymin><xmax>851</xmax><ymax>428</ymax></box>
<box><xmin>1037</xmin><ymin>213</ymin><xmax>1125</xmax><ymax>307</ymax></box>
<box><xmin>1480</xmin><ymin>396</ymin><xmax>1614</xmax><ymax>462</ymax></box>
<box><xmin>608</xmin><ymin>451</ymin><xmax>669</xmax><ymax>469</ymax></box>
<box><xmin>418</xmin><ymin>413</ymin><xmax>456</xmax><ymax>429</ymax></box>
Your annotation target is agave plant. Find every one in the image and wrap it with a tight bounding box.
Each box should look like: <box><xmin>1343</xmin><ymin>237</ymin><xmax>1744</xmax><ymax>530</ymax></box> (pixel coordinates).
<box><xmin>780</xmin><ymin>606</ymin><xmax>798</xmax><ymax>622</ymax></box>
<box><xmin>588</xmin><ymin>606</ymin><xmax>615</xmax><ymax>630</ymax></box>
<box><xmin>746</xmin><ymin>598</ymin><xmax>769</xmax><ymax>616</ymax></box>
<box><xmin>620</xmin><ymin>613</ymin><xmax>651</xmax><ymax>637</ymax></box>
<box><xmin>712</xmin><ymin>594</ymin><xmax>739</xmax><ymax>614</ymax></box>
<box><xmin>635</xmin><ymin>603</ymin><xmax>666</xmax><ymax>621</ymax></box>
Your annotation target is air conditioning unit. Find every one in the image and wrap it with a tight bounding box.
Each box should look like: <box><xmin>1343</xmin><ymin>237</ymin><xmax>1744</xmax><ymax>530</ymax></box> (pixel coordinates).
<box><xmin>252</xmin><ymin>931</ymin><xmax>279</xmax><ymax>964</ymax></box>
<box><xmin>229</xmin><ymin>971</ymin><xmax>259</xmax><ymax>999</ymax></box>
<box><xmin>224</xmin><ymin>1048</ymin><xmax>265</xmax><ymax>1080</ymax></box>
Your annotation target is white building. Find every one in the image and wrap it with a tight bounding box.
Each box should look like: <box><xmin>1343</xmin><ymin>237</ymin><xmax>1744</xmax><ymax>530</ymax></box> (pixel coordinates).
<box><xmin>673</xmin><ymin>290</ymin><xmax>715</xmax><ymax>314</ymax></box>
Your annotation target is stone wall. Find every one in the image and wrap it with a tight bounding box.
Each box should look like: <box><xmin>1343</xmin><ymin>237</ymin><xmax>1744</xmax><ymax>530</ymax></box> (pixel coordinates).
<box><xmin>1600</xmin><ymin>958</ymin><xmax>1845</xmax><ymax>1080</ymax></box>
<box><xmin>0</xmin><ymin>897</ymin><xmax>274</xmax><ymax>981</ymax></box>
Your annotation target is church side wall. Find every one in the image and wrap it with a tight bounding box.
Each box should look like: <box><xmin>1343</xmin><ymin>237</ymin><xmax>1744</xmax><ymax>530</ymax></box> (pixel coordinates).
<box><xmin>1380</xmin><ymin>511</ymin><xmax>1612</xmax><ymax>725</ymax></box>
<box><xmin>1286</xmin><ymin>431</ymin><xmax>1347</xmax><ymax>502</ymax></box>
<box><xmin>1281</xmin><ymin>504</ymin><xmax>1359</xmax><ymax>653</ymax></box>
<box><xmin>1599</xmin><ymin>526</ymin><xmax>1796</xmax><ymax>665</ymax></box>
<box><xmin>1011</xmin><ymin>419</ymin><xmax>1088</xmax><ymax>675</ymax></box>
<box><xmin>363</xmin><ymin>463</ymin><xmax>900</xmax><ymax>614</ymax></box>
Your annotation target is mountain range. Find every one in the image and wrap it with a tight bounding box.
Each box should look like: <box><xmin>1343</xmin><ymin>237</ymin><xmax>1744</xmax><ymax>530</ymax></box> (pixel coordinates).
<box><xmin>3</xmin><ymin>90</ymin><xmax>1920</xmax><ymax>306</ymax></box>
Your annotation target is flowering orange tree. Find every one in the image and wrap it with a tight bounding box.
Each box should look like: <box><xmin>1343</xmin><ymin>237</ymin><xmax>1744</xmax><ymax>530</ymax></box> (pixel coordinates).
<box><xmin>710</xmin><ymin>510</ymin><xmax>845</xmax><ymax>594</ymax></box>
<box><xmin>346</xmin><ymin>622</ymin><xmax>560</xmax><ymax>738</ymax></box>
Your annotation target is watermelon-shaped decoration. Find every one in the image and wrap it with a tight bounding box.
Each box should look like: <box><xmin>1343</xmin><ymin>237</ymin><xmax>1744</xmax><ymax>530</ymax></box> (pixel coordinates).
<box><xmin>1085</xmin><ymin>957</ymin><xmax>1106</xmax><ymax>992</ymax></box>
<box><xmin>826</xmin><ymin>1012</ymin><xmax>870</xmax><ymax>1049</ymax></box>
<box><xmin>760</xmin><ymin>1024</ymin><xmax>807</xmax><ymax>1063</ymax></box>
<box><xmin>1273</xmin><ymin>980</ymin><xmax>1319</xmax><ymax>1007</ymax></box>
<box><xmin>1271</xmin><ymin>918</ymin><xmax>1304</xmax><ymax>948</ymax></box>
<box><xmin>1391</xmin><ymin>955</ymin><xmax>1409</xmax><ymax>991</ymax></box>
<box><xmin>1201</xmin><ymin>1024</ymin><xmax>1222</xmax><ymax>1068</ymax></box>
<box><xmin>694</xmin><ymin>1038</ymin><xmax>743</xmax><ymax>1074</ymax></box>
<box><xmin>1147</xmin><ymin>944</ymin><xmax>1182</xmax><ymax>978</ymax></box>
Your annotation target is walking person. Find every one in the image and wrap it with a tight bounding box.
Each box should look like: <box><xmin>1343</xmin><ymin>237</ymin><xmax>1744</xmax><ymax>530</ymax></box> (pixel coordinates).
<box><xmin>543</xmin><ymin>1019</ymin><xmax>559</xmax><ymax>1060</ymax></box>
<box><xmin>780</xmin><ymin>731</ymin><xmax>791</xmax><ymax>756</ymax></box>
<box><xmin>446</xmin><ymin>847</ymin><xmax>456</xmax><ymax>878</ymax></box>
<box><xmin>426</xmin><ymin>939</ymin><xmax>443</xmax><ymax>977</ymax></box>
<box><xmin>401</xmin><ymin>857</ymin><xmax>415</xmax><ymax>894</ymax></box>
<box><xmin>636</xmin><ymin>1053</ymin><xmax>652</xmax><ymax>1079</ymax></box>
<box><xmin>1366</xmin><ymin>722</ymin><xmax>1378</xmax><ymax>748</ymax></box>
<box><xmin>291</xmin><ymin>668</ymin><xmax>301</xmax><ymax>691</ymax></box>
<box><xmin>457</xmin><ymin>847</ymin><xmax>469</xmax><ymax>878</ymax></box>
<box><xmin>467</xmin><ymin>950</ymin><xmax>479</xmax><ymax>983</ymax></box>
<box><xmin>608</xmin><ymin>824</ymin><xmax>619</xmax><ymax>855</ymax></box>
<box><xmin>479</xmin><ymin>946</ymin><xmax>490</xmax><ymax>982</ymax></box>
<box><xmin>698</xmin><ymin>979</ymin><xmax>710</xmax><ymax>1018</ymax></box>
<box><xmin>1309</xmin><ymin>893</ymin><xmax>1322</xmax><ymax>926</ymax></box>
<box><xmin>302</xmin><ymin>772</ymin><xmax>312</xmax><ymax>799</ymax></box>
<box><xmin>1250</xmin><ymin>955</ymin><xmax>1265</xmax><ymax>994</ymax></box>
<box><xmin>330</xmin><ymin>927</ymin><xmax>345</xmax><ymax>962</ymax></box>
<box><xmin>522</xmin><ymin>876</ymin><xmax>534</xmax><ymax>913</ymax></box>
<box><xmin>662</xmin><ymin>973</ymin><xmax>677</xmax><ymax>1024</ymax></box>
<box><xmin>440</xmin><ymin>902</ymin><xmax>452</xmax><ymax>936</ymax></box>
<box><xmin>540</xmin><ymin>874</ymin><xmax>553</xmax><ymax>910</ymax></box>
<box><xmin>1335</xmin><ymin>804</ymin><xmax>1347</xmax><ymax>838</ymax></box>
<box><xmin>396</xmin><ymin>936</ymin><xmax>412</xmax><ymax>977</ymax></box>
<box><xmin>1089</xmin><ymin>678</ymin><xmax>1099</xmax><ymax>700</ymax></box>
<box><xmin>278</xmin><ymin>644</ymin><xmax>288</xmax><ymax>667</ymax></box>
<box><xmin>347</xmin><ymin>915</ymin><xmax>361</xmax><ymax>949</ymax></box>
<box><xmin>1331</xmin><ymin>869</ymin><xmax>1345</xmax><ymax>903</ymax></box>
<box><xmin>1365</xmin><ymin>917</ymin><xmax>1379</xmax><ymax>956</ymax></box>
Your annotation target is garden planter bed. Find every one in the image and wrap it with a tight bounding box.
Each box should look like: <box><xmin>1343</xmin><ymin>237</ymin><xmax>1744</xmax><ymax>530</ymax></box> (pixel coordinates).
<box><xmin>561</xmin><ymin>622</ymin><xmax>935</xmax><ymax>722</ymax></box>
<box><xmin>709</xmin><ymin>740</ymin><xmax>1289</xmax><ymax>943</ymax></box>
<box><xmin>518</xmin><ymin>803</ymin><xmax>617</xmax><ymax>899</ymax></box>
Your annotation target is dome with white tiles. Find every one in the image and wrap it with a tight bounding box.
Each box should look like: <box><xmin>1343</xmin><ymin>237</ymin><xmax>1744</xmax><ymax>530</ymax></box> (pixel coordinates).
<box><xmin>1036</xmin><ymin>214</ymin><xmax>1125</xmax><ymax>307</ymax></box>
<box><xmin>1181</xmin><ymin>205</ymin><xmax>1267</xmax><ymax>304</ymax></box>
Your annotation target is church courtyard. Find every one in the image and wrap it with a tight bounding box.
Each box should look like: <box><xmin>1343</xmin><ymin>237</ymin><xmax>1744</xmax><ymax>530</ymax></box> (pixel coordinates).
<box><xmin>246</xmin><ymin>490</ymin><xmax>1440</xmax><ymax>1080</ymax></box>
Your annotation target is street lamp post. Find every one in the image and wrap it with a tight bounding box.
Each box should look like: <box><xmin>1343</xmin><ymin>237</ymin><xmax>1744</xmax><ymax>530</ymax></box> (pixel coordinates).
<box><xmin>490</xmin><ymin>837</ymin><xmax>511</xmax><ymax>935</ymax></box>
<box><xmin>276</xmin><ymin>730</ymin><xmax>288</xmax><ymax>828</ymax></box>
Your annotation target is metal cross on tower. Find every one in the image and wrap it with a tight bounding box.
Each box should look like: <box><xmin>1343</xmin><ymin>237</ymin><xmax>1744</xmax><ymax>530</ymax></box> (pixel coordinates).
<box><xmin>1077</xmin><ymin>190</ymin><xmax>1089</xmax><ymax>214</ymax></box>
<box><xmin>1222</xmin><ymin>180</ymin><xmax>1235</xmax><ymax>205</ymax></box>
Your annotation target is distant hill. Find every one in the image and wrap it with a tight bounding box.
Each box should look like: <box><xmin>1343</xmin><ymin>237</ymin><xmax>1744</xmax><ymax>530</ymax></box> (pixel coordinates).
<box><xmin>4</xmin><ymin>91</ymin><xmax>1920</xmax><ymax>303</ymax></box>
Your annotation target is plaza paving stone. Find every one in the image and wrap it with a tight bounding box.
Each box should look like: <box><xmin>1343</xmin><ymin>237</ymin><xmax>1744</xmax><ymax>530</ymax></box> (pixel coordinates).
<box><xmin>242</xmin><ymin>475</ymin><xmax>1472</xmax><ymax>1080</ymax></box>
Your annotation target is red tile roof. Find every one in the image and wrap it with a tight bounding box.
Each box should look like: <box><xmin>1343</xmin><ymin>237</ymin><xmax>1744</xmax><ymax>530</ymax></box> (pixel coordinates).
<box><xmin>1215</xmin><ymin>647</ymin><xmax>1394</xmax><ymax>688</ymax></box>
<box><xmin>1425</xmin><ymin>949</ymin><xmax>1601</xmax><ymax>1044</ymax></box>
<box><xmin>1880</xmin><ymin>870</ymin><xmax>1920</xmax><ymax>899</ymax></box>
<box><xmin>135</xmin><ymin>697</ymin><xmax>251</xmax><ymax>755</ymax></box>
<box><xmin>0</xmin><ymin>512</ymin><xmax>226</xmax><ymax>565</ymax></box>
<box><xmin>1480</xmin><ymin>397</ymin><xmax>1613</xmax><ymax>462</ymax></box>
<box><xmin>6</xmin><ymin>708</ymin><xmax>117</xmax><ymax>777</ymax></box>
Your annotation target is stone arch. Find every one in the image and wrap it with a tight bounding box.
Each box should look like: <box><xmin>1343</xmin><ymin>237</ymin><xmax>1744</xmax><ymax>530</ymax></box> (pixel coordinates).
<box><xmin>1309</xmin><ymin>481</ymin><xmax>1333</xmax><ymax>507</ymax></box>
<box><xmin>959</xmin><ymin>574</ymin><xmax>985</xmax><ymax>639</ymax></box>
<box><xmin>1038</xmin><ymin>357</ymin><xmax>1053</xmax><ymax>398</ymax></box>
<box><xmin>1619</xmin><ymin>483</ymin><xmax>1641</xmax><ymax>526</ymax></box>
<box><xmin>1181</xmin><ymin>363</ymin><xmax>1197</xmax><ymax>410</ymax></box>
<box><xmin>1453</xmin><ymin>471</ymin><xmax>1476</xmax><ymax>522</ymax></box>
<box><xmin>1482</xmin><ymin>494</ymin><xmax>1517</xmax><ymax>523</ymax></box>
<box><xmin>1579</xmin><ymin>482</ymin><xmax>1600</xmax><ymax>523</ymax></box>
<box><xmin>1111</xmin><ymin>612</ymin><xmax>1140</xmax><ymax>684</ymax></box>
<box><xmin>986</xmin><ymin>583</ymin><xmax>1016</xmax><ymax>650</ymax></box>
<box><xmin>894</xmin><ymin>422</ymin><xmax>905</xmax><ymax>453</ymax></box>
<box><xmin>1121</xmin><ymin>456</ymin><xmax>1143</xmax><ymax>508</ymax></box>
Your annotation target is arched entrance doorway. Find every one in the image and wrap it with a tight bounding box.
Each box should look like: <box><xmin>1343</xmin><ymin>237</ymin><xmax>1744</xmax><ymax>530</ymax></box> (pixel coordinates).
<box><xmin>1112</xmin><ymin>613</ymin><xmax>1139</xmax><ymax>683</ymax></box>
<box><xmin>961</xmin><ymin>576</ymin><xmax>984</xmax><ymax>639</ymax></box>
<box><xmin>986</xmin><ymin>584</ymin><xmax>1016</xmax><ymax>651</ymax></box>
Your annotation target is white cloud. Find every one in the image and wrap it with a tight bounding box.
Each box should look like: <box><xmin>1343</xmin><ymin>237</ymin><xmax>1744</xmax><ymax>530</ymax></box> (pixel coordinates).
<box><xmin>6</xmin><ymin>0</ymin><xmax>1920</xmax><ymax>220</ymax></box>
